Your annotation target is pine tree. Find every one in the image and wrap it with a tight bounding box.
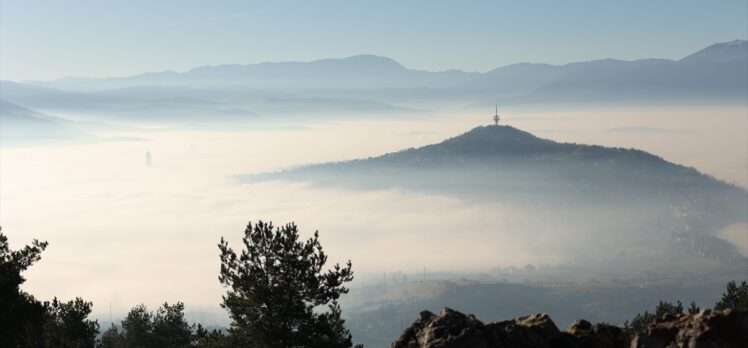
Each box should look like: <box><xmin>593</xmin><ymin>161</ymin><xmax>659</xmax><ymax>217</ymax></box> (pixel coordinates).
<box><xmin>0</xmin><ymin>227</ymin><xmax>48</xmax><ymax>347</ymax></box>
<box><xmin>714</xmin><ymin>280</ymin><xmax>748</xmax><ymax>311</ymax></box>
<box><xmin>152</xmin><ymin>302</ymin><xmax>193</xmax><ymax>348</ymax></box>
<box><xmin>218</xmin><ymin>221</ymin><xmax>355</xmax><ymax>348</ymax></box>
<box><xmin>0</xmin><ymin>227</ymin><xmax>99</xmax><ymax>347</ymax></box>
<box><xmin>624</xmin><ymin>300</ymin><xmax>686</xmax><ymax>335</ymax></box>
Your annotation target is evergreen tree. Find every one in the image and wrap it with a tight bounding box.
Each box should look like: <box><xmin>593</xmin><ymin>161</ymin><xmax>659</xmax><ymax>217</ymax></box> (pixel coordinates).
<box><xmin>304</xmin><ymin>300</ymin><xmax>355</xmax><ymax>348</ymax></box>
<box><xmin>41</xmin><ymin>297</ymin><xmax>99</xmax><ymax>348</ymax></box>
<box><xmin>100</xmin><ymin>302</ymin><xmax>228</xmax><ymax>348</ymax></box>
<box><xmin>121</xmin><ymin>304</ymin><xmax>154</xmax><ymax>347</ymax></box>
<box><xmin>714</xmin><ymin>280</ymin><xmax>748</xmax><ymax>311</ymax></box>
<box><xmin>687</xmin><ymin>301</ymin><xmax>701</xmax><ymax>314</ymax></box>
<box><xmin>0</xmin><ymin>228</ymin><xmax>98</xmax><ymax>347</ymax></box>
<box><xmin>218</xmin><ymin>220</ymin><xmax>355</xmax><ymax>348</ymax></box>
<box><xmin>623</xmin><ymin>300</ymin><xmax>686</xmax><ymax>335</ymax></box>
<box><xmin>153</xmin><ymin>302</ymin><xmax>193</xmax><ymax>348</ymax></box>
<box><xmin>0</xmin><ymin>227</ymin><xmax>49</xmax><ymax>347</ymax></box>
<box><xmin>193</xmin><ymin>324</ymin><xmax>231</xmax><ymax>348</ymax></box>
<box><xmin>623</xmin><ymin>280</ymin><xmax>748</xmax><ymax>338</ymax></box>
<box><xmin>654</xmin><ymin>300</ymin><xmax>683</xmax><ymax>318</ymax></box>
<box><xmin>98</xmin><ymin>324</ymin><xmax>125</xmax><ymax>348</ymax></box>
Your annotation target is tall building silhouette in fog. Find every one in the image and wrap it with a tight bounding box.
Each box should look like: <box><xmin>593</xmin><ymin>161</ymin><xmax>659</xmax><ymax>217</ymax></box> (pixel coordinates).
<box><xmin>145</xmin><ymin>151</ymin><xmax>152</xmax><ymax>167</ymax></box>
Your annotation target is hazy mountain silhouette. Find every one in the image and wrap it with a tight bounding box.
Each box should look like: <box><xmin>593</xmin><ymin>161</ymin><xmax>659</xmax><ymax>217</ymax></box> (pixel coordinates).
<box><xmin>679</xmin><ymin>39</ymin><xmax>748</xmax><ymax>64</ymax></box>
<box><xmin>0</xmin><ymin>80</ymin><xmax>260</xmax><ymax>124</ymax></box>
<box><xmin>28</xmin><ymin>54</ymin><xmax>478</xmax><ymax>91</ymax></box>
<box><xmin>241</xmin><ymin>125</ymin><xmax>748</xmax><ymax>264</ymax></box>
<box><xmin>465</xmin><ymin>40</ymin><xmax>748</xmax><ymax>105</ymax></box>
<box><xmin>0</xmin><ymin>80</ymin><xmax>117</xmax><ymax>110</ymax></box>
<box><xmin>0</xmin><ymin>100</ymin><xmax>144</xmax><ymax>144</ymax></box>
<box><xmin>0</xmin><ymin>100</ymin><xmax>90</xmax><ymax>143</ymax></box>
<box><xmin>258</xmin><ymin>96</ymin><xmax>421</xmax><ymax>115</ymax></box>
<box><xmin>243</xmin><ymin>125</ymin><xmax>742</xmax><ymax>198</ymax></box>
<box><xmin>16</xmin><ymin>40</ymin><xmax>745</xmax><ymax>108</ymax></box>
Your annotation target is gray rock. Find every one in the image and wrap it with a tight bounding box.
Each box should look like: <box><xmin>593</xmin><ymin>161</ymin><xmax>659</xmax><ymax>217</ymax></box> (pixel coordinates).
<box><xmin>390</xmin><ymin>308</ymin><xmax>627</xmax><ymax>348</ymax></box>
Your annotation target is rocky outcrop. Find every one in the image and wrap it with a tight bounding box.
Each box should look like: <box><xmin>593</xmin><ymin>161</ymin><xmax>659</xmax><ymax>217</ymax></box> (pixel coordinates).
<box><xmin>567</xmin><ymin>319</ymin><xmax>628</xmax><ymax>348</ymax></box>
<box><xmin>390</xmin><ymin>307</ymin><xmax>625</xmax><ymax>348</ymax></box>
<box><xmin>391</xmin><ymin>307</ymin><xmax>747</xmax><ymax>348</ymax></box>
<box><xmin>631</xmin><ymin>309</ymin><xmax>748</xmax><ymax>348</ymax></box>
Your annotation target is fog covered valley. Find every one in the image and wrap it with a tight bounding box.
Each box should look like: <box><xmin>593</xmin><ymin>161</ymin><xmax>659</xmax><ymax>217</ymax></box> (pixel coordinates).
<box><xmin>3</xmin><ymin>108</ymin><xmax>747</xmax><ymax>345</ymax></box>
<box><xmin>1</xmin><ymin>40</ymin><xmax>747</xmax><ymax>347</ymax></box>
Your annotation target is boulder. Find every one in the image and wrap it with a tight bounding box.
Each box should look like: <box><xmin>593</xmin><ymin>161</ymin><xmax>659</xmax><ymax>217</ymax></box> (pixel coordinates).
<box><xmin>391</xmin><ymin>308</ymin><xmax>494</xmax><ymax>348</ymax></box>
<box><xmin>567</xmin><ymin>319</ymin><xmax>628</xmax><ymax>348</ymax></box>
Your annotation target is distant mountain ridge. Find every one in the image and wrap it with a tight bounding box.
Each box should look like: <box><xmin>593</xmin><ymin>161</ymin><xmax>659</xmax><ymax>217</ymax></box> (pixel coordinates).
<box><xmin>10</xmin><ymin>40</ymin><xmax>744</xmax><ymax>107</ymax></box>
<box><xmin>0</xmin><ymin>100</ymin><xmax>89</xmax><ymax>143</ymax></box>
<box><xmin>31</xmin><ymin>40</ymin><xmax>748</xmax><ymax>86</ymax></box>
<box><xmin>461</xmin><ymin>40</ymin><xmax>748</xmax><ymax>104</ymax></box>
<box><xmin>1</xmin><ymin>40</ymin><xmax>745</xmax><ymax>122</ymax></box>
<box><xmin>680</xmin><ymin>39</ymin><xmax>748</xmax><ymax>64</ymax></box>
<box><xmin>27</xmin><ymin>54</ymin><xmax>479</xmax><ymax>91</ymax></box>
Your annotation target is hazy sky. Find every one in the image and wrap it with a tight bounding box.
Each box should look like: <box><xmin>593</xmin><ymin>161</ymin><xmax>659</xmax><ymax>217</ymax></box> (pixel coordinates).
<box><xmin>1</xmin><ymin>0</ymin><xmax>746</xmax><ymax>81</ymax></box>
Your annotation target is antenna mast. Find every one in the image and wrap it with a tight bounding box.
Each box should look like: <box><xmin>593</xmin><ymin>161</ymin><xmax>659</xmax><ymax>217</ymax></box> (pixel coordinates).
<box><xmin>493</xmin><ymin>105</ymin><xmax>500</xmax><ymax>126</ymax></box>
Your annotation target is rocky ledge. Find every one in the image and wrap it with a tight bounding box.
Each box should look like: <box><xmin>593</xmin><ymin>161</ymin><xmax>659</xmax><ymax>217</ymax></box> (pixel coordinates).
<box><xmin>390</xmin><ymin>307</ymin><xmax>747</xmax><ymax>348</ymax></box>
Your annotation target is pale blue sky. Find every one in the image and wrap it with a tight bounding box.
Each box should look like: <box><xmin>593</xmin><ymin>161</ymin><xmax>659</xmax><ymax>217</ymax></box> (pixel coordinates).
<box><xmin>1</xmin><ymin>0</ymin><xmax>746</xmax><ymax>81</ymax></box>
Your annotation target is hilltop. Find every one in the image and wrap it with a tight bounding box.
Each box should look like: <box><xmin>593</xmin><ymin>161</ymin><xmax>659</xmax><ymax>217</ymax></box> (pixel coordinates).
<box><xmin>240</xmin><ymin>125</ymin><xmax>747</xmax><ymax>269</ymax></box>
<box><xmin>241</xmin><ymin>125</ymin><xmax>742</xmax><ymax>201</ymax></box>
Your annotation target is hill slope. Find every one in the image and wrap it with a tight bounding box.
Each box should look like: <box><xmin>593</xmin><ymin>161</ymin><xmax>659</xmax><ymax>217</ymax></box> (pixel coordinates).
<box><xmin>243</xmin><ymin>125</ymin><xmax>741</xmax><ymax>200</ymax></box>
<box><xmin>680</xmin><ymin>39</ymin><xmax>748</xmax><ymax>64</ymax></box>
<box><xmin>240</xmin><ymin>125</ymin><xmax>748</xmax><ymax>264</ymax></box>
<box><xmin>0</xmin><ymin>100</ymin><xmax>90</xmax><ymax>143</ymax></box>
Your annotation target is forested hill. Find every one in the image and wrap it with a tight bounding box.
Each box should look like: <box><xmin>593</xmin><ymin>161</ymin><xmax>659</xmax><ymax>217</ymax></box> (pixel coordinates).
<box><xmin>369</xmin><ymin>125</ymin><xmax>669</xmax><ymax>164</ymax></box>
<box><xmin>240</xmin><ymin>125</ymin><xmax>743</xmax><ymax>200</ymax></box>
<box><xmin>239</xmin><ymin>124</ymin><xmax>747</xmax><ymax>267</ymax></box>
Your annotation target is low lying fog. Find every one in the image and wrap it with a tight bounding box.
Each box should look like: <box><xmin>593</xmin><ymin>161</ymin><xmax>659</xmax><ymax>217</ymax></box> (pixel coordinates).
<box><xmin>1</xmin><ymin>105</ymin><xmax>746</xmax><ymax>318</ymax></box>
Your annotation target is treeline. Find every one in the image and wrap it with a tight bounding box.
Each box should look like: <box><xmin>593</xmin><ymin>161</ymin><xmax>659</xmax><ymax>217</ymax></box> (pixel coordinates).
<box><xmin>1</xmin><ymin>222</ymin><xmax>358</xmax><ymax>348</ymax></box>
<box><xmin>623</xmin><ymin>280</ymin><xmax>748</xmax><ymax>335</ymax></box>
<box><xmin>2</xmin><ymin>222</ymin><xmax>747</xmax><ymax>348</ymax></box>
<box><xmin>98</xmin><ymin>302</ymin><xmax>229</xmax><ymax>348</ymax></box>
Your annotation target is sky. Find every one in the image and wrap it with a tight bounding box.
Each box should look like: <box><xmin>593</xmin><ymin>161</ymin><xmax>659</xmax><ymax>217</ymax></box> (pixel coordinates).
<box><xmin>1</xmin><ymin>0</ymin><xmax>747</xmax><ymax>81</ymax></box>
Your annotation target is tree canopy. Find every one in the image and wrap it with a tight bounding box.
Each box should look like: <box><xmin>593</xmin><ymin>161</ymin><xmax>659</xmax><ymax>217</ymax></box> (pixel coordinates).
<box><xmin>714</xmin><ymin>280</ymin><xmax>748</xmax><ymax>311</ymax></box>
<box><xmin>622</xmin><ymin>300</ymin><xmax>701</xmax><ymax>335</ymax></box>
<box><xmin>623</xmin><ymin>279</ymin><xmax>748</xmax><ymax>336</ymax></box>
<box><xmin>218</xmin><ymin>220</ymin><xmax>355</xmax><ymax>348</ymax></box>
<box><xmin>0</xmin><ymin>227</ymin><xmax>99</xmax><ymax>347</ymax></box>
<box><xmin>99</xmin><ymin>302</ymin><xmax>202</xmax><ymax>348</ymax></box>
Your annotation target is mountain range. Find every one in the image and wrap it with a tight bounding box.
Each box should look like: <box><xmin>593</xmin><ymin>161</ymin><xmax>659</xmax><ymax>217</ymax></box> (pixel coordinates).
<box><xmin>0</xmin><ymin>40</ymin><xmax>745</xmax><ymax>124</ymax></box>
<box><xmin>25</xmin><ymin>40</ymin><xmax>748</xmax><ymax>94</ymax></box>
